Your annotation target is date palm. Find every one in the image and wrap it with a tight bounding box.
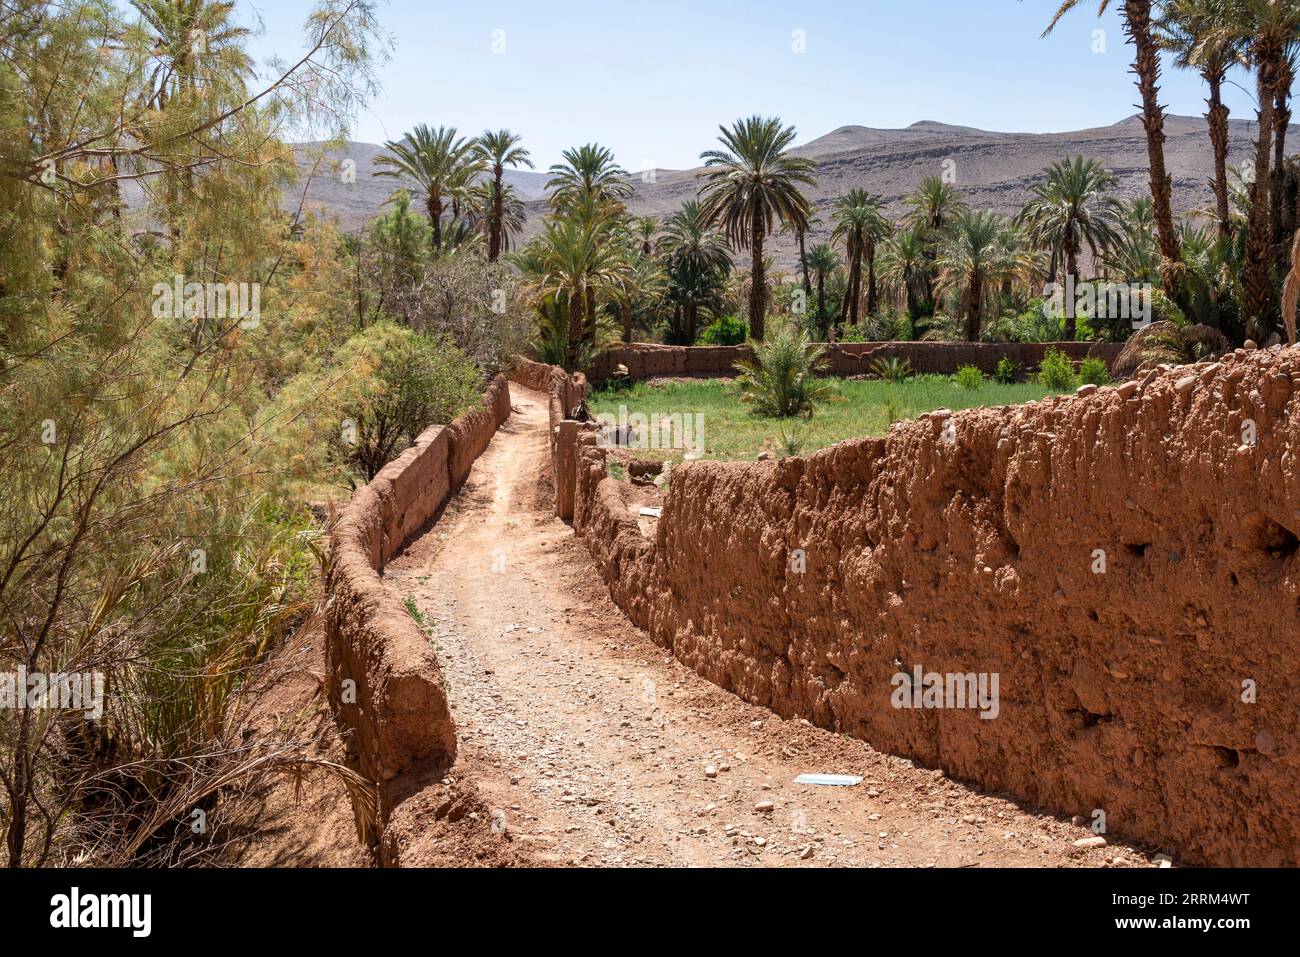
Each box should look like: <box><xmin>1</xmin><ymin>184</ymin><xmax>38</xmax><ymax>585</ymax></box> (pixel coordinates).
<box><xmin>935</xmin><ymin>211</ymin><xmax>1018</xmax><ymax>341</ymax></box>
<box><xmin>697</xmin><ymin>115</ymin><xmax>816</xmax><ymax>340</ymax></box>
<box><xmin>474</xmin><ymin>129</ymin><xmax>533</xmax><ymax>261</ymax></box>
<box><xmin>1045</xmin><ymin>1</ymin><xmax>1183</xmax><ymax>303</ymax></box>
<box><xmin>1230</xmin><ymin>0</ymin><xmax>1300</xmax><ymax>334</ymax></box>
<box><xmin>131</xmin><ymin>0</ymin><xmax>253</xmax><ymax>109</ymax></box>
<box><xmin>546</xmin><ymin>144</ymin><xmax>633</xmax><ymax>220</ymax></box>
<box><xmin>804</xmin><ymin>243</ymin><xmax>839</xmax><ymax>338</ymax></box>
<box><xmin>467</xmin><ymin>181</ymin><xmax>526</xmax><ymax>254</ymax></box>
<box><xmin>374</xmin><ymin>125</ymin><xmax>480</xmax><ymax>254</ymax></box>
<box><xmin>832</xmin><ymin>189</ymin><xmax>890</xmax><ymax>330</ymax></box>
<box><xmin>879</xmin><ymin>227</ymin><xmax>931</xmax><ymax>318</ymax></box>
<box><xmin>518</xmin><ymin>217</ymin><xmax>630</xmax><ymax>369</ymax></box>
<box><xmin>658</xmin><ymin>201</ymin><xmax>732</xmax><ymax>344</ymax></box>
<box><xmin>1016</xmin><ymin>156</ymin><xmax>1120</xmax><ymax>339</ymax></box>
<box><xmin>902</xmin><ymin>176</ymin><xmax>969</xmax><ymax>299</ymax></box>
<box><xmin>1156</xmin><ymin>0</ymin><xmax>1248</xmax><ymax>240</ymax></box>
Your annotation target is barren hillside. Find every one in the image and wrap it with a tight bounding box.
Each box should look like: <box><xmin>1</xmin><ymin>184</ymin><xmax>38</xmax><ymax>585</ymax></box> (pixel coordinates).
<box><xmin>291</xmin><ymin>114</ymin><xmax>1281</xmax><ymax>267</ymax></box>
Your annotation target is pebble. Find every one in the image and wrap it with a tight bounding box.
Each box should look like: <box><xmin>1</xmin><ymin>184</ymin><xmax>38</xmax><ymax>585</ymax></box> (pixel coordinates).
<box><xmin>755</xmin><ymin>800</ymin><xmax>775</xmax><ymax>813</ymax></box>
<box><xmin>704</xmin><ymin>765</ymin><xmax>717</xmax><ymax>779</ymax></box>
<box><xmin>1073</xmin><ymin>836</ymin><xmax>1108</xmax><ymax>848</ymax></box>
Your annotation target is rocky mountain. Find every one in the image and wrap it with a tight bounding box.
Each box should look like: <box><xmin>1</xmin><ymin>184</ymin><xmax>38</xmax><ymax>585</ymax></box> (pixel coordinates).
<box><xmin>289</xmin><ymin>114</ymin><xmax>1278</xmax><ymax>267</ymax></box>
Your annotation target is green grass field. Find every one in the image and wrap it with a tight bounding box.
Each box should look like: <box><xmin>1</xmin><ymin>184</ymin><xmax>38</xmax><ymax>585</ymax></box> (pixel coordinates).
<box><xmin>588</xmin><ymin>375</ymin><xmax>1063</xmax><ymax>462</ymax></box>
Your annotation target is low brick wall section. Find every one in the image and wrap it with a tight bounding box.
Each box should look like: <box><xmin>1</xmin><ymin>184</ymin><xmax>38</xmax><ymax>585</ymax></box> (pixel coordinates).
<box><xmin>586</xmin><ymin>341</ymin><xmax>1124</xmax><ymax>383</ymax></box>
<box><xmin>568</xmin><ymin>347</ymin><xmax>1300</xmax><ymax>866</ymax></box>
<box><xmin>508</xmin><ymin>357</ymin><xmax>588</xmax><ymax>519</ymax></box>
<box><xmin>324</xmin><ymin>375</ymin><xmax>511</xmax><ymax>844</ymax></box>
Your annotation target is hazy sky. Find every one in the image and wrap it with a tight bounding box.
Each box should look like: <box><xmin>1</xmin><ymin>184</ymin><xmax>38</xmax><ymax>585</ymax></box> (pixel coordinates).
<box><xmin>239</xmin><ymin>0</ymin><xmax>1260</xmax><ymax>169</ymax></box>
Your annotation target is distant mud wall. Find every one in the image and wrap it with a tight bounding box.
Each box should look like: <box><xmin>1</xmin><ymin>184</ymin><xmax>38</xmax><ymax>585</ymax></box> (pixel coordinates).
<box><xmin>323</xmin><ymin>375</ymin><xmax>511</xmax><ymax>853</ymax></box>
<box><xmin>586</xmin><ymin>341</ymin><xmax>1124</xmax><ymax>383</ymax></box>
<box><xmin>509</xmin><ymin>357</ymin><xmax>588</xmax><ymax>518</ymax></box>
<box><xmin>546</xmin><ymin>348</ymin><xmax>1300</xmax><ymax>866</ymax></box>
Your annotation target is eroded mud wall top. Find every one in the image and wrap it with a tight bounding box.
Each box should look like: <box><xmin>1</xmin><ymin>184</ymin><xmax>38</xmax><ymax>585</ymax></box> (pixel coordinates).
<box><xmin>574</xmin><ymin>347</ymin><xmax>1300</xmax><ymax>866</ymax></box>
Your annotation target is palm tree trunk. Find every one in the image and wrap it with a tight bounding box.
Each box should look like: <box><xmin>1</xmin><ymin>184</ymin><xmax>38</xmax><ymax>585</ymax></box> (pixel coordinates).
<box><xmin>798</xmin><ymin>228</ymin><xmax>811</xmax><ymax>296</ymax></box>
<box><xmin>1246</xmin><ymin>32</ymin><xmax>1283</xmax><ymax>334</ymax></box>
<box><xmin>566</xmin><ymin>289</ymin><xmax>584</xmax><ymax>371</ymax></box>
<box><xmin>966</xmin><ymin>272</ymin><xmax>983</xmax><ymax>341</ymax></box>
<box><xmin>686</xmin><ymin>302</ymin><xmax>698</xmax><ymax>344</ymax></box>
<box><xmin>865</xmin><ymin>240</ymin><xmax>878</xmax><ymax>316</ymax></box>
<box><xmin>848</xmin><ymin>238</ymin><xmax>862</xmax><ymax>327</ymax></box>
<box><xmin>1124</xmin><ymin>0</ymin><xmax>1182</xmax><ymax>300</ymax></box>
<box><xmin>1206</xmin><ymin>70</ymin><xmax>1232</xmax><ymax>242</ymax></box>
<box><xmin>811</xmin><ymin>273</ymin><xmax>821</xmax><ymax>335</ymax></box>
<box><xmin>1273</xmin><ymin>59</ymin><xmax>1294</xmax><ymax>265</ymax></box>
<box><xmin>489</xmin><ymin>164</ymin><xmax>504</xmax><ymax>261</ymax></box>
<box><xmin>428</xmin><ymin>194</ymin><xmax>444</xmax><ymax>254</ymax></box>
<box><xmin>1064</xmin><ymin>244</ymin><xmax>1079</xmax><ymax>341</ymax></box>
<box><xmin>750</xmin><ymin>218</ymin><xmax>766</xmax><ymax>340</ymax></box>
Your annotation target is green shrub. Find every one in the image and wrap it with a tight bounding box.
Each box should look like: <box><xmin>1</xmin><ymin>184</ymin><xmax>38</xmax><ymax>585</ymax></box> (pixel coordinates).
<box><xmin>1078</xmin><ymin>356</ymin><xmax>1112</xmax><ymax>386</ymax></box>
<box><xmin>699</xmin><ymin>314</ymin><xmax>748</xmax><ymax>346</ymax></box>
<box><xmin>868</xmin><ymin>356</ymin><xmax>914</xmax><ymax>383</ymax></box>
<box><xmin>734</xmin><ymin>321</ymin><xmax>835</xmax><ymax>418</ymax></box>
<box><xmin>955</xmin><ymin>364</ymin><xmax>984</xmax><ymax>390</ymax></box>
<box><xmin>994</xmin><ymin>356</ymin><xmax>1020</xmax><ymax>384</ymax></box>
<box><xmin>1036</xmin><ymin>347</ymin><xmax>1077</xmax><ymax>391</ymax></box>
<box><xmin>330</xmin><ymin>322</ymin><xmax>482</xmax><ymax>480</ymax></box>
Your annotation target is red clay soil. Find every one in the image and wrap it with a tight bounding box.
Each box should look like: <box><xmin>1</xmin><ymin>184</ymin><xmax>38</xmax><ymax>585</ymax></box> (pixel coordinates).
<box><xmin>378</xmin><ymin>387</ymin><xmax>1154</xmax><ymax>867</ymax></box>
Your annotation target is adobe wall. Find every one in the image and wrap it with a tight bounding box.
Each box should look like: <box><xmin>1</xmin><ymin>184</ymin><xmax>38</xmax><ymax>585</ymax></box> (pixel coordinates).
<box><xmin>323</xmin><ymin>375</ymin><xmax>511</xmax><ymax>855</ymax></box>
<box><xmin>586</xmin><ymin>341</ymin><xmax>1124</xmax><ymax>383</ymax></box>
<box><xmin>508</xmin><ymin>357</ymin><xmax>588</xmax><ymax>518</ymax></box>
<box><xmin>561</xmin><ymin>348</ymin><xmax>1300</xmax><ymax>866</ymax></box>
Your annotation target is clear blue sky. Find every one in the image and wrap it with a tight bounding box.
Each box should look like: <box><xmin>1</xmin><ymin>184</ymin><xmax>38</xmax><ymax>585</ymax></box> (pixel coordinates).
<box><xmin>239</xmin><ymin>0</ymin><xmax>1259</xmax><ymax>169</ymax></box>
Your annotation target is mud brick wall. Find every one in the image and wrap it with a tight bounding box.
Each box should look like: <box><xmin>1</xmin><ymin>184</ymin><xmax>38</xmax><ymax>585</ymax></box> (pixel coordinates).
<box><xmin>572</xmin><ymin>347</ymin><xmax>1300</xmax><ymax>866</ymax></box>
<box><xmin>585</xmin><ymin>341</ymin><xmax>1123</xmax><ymax>383</ymax></box>
<box><xmin>509</xmin><ymin>357</ymin><xmax>589</xmax><ymax>518</ymax></box>
<box><xmin>324</xmin><ymin>375</ymin><xmax>511</xmax><ymax>839</ymax></box>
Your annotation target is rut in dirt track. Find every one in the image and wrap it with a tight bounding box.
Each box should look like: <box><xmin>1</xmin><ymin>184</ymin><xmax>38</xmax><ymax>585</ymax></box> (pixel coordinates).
<box><xmin>384</xmin><ymin>384</ymin><xmax>1150</xmax><ymax>868</ymax></box>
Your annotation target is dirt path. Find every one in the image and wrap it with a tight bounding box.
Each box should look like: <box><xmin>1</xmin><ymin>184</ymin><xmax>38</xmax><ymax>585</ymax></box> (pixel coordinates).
<box><xmin>385</xmin><ymin>386</ymin><xmax>1154</xmax><ymax>868</ymax></box>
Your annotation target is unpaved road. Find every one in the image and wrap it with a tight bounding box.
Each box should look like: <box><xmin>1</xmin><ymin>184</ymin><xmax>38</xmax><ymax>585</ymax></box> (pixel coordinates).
<box><xmin>385</xmin><ymin>386</ymin><xmax>1154</xmax><ymax>868</ymax></box>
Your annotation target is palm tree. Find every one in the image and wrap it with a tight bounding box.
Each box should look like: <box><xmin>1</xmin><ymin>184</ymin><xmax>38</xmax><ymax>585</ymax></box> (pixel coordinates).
<box><xmin>879</xmin><ymin>227</ymin><xmax>931</xmax><ymax>318</ymax></box>
<box><xmin>1045</xmin><ymin>1</ymin><xmax>1183</xmax><ymax>302</ymax></box>
<box><xmin>131</xmin><ymin>0</ymin><xmax>253</xmax><ymax>109</ymax></box>
<box><xmin>697</xmin><ymin>115</ymin><xmax>817</xmax><ymax>340</ymax></box>
<box><xmin>831</xmin><ymin>190</ymin><xmax>890</xmax><ymax>331</ymax></box>
<box><xmin>1232</xmin><ymin>0</ymin><xmax>1300</xmax><ymax>334</ymax></box>
<box><xmin>1101</xmin><ymin>196</ymin><xmax>1160</xmax><ymax>284</ymax></box>
<box><xmin>632</xmin><ymin>215</ymin><xmax>659</xmax><ymax>256</ymax></box>
<box><xmin>374</xmin><ymin>125</ymin><xmax>480</xmax><ymax>254</ymax></box>
<box><xmin>1156</xmin><ymin>0</ymin><xmax>1248</xmax><ymax>240</ymax></box>
<box><xmin>516</xmin><ymin>217</ymin><xmax>630</xmax><ymax>369</ymax></box>
<box><xmin>467</xmin><ymin>181</ymin><xmax>527</xmax><ymax>254</ymax></box>
<box><xmin>610</xmin><ymin>226</ymin><xmax>667</xmax><ymax>343</ymax></box>
<box><xmin>804</xmin><ymin>243</ymin><xmax>839</xmax><ymax>338</ymax></box>
<box><xmin>1016</xmin><ymin>156</ymin><xmax>1120</xmax><ymax>339</ymax></box>
<box><xmin>902</xmin><ymin>175</ymin><xmax>969</xmax><ymax>299</ymax></box>
<box><xmin>658</xmin><ymin>200</ymin><xmax>733</xmax><ymax>344</ymax></box>
<box><xmin>935</xmin><ymin>211</ymin><xmax>1018</xmax><ymax>341</ymax></box>
<box><xmin>473</xmin><ymin>130</ymin><xmax>534</xmax><ymax>262</ymax></box>
<box><xmin>546</xmin><ymin>144</ymin><xmax>633</xmax><ymax>219</ymax></box>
